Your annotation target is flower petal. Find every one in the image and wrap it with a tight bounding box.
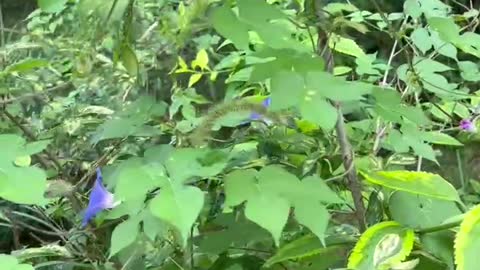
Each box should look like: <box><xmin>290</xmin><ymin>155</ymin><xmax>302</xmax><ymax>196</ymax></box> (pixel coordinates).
<box><xmin>81</xmin><ymin>168</ymin><xmax>115</xmax><ymax>227</ymax></box>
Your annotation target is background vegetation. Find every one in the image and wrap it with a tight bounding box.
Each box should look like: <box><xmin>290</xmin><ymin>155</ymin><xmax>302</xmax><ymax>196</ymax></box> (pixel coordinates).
<box><xmin>2</xmin><ymin>0</ymin><xmax>480</xmax><ymax>269</ymax></box>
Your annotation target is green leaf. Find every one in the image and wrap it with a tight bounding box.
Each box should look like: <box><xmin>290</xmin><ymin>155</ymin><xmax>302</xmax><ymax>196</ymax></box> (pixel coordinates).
<box><xmin>411</xmin><ymin>28</ymin><xmax>432</xmax><ymax>54</ymax></box>
<box><xmin>237</xmin><ymin>0</ymin><xmax>286</xmax><ymax>23</ymax></box>
<box><xmin>421</xmin><ymin>231</ymin><xmax>455</xmax><ymax>269</ymax></box>
<box><xmin>192</xmin><ymin>49</ymin><xmax>209</xmax><ymax>70</ymax></box>
<box><xmin>347</xmin><ymin>221</ymin><xmax>415</xmax><ymax>270</ymax></box>
<box><xmin>119</xmin><ymin>45</ymin><xmax>139</xmax><ymax>77</ymax></box>
<box><xmin>110</xmin><ymin>217</ymin><xmax>140</xmax><ymax>257</ymax></box>
<box><xmin>403</xmin><ymin>0</ymin><xmax>422</xmax><ymax>19</ymax></box>
<box><xmin>300</xmin><ymin>96</ymin><xmax>337</xmax><ymax>131</ymax></box>
<box><xmin>0</xmin><ymin>166</ymin><xmax>47</xmax><ymax>205</ymax></box>
<box><xmin>149</xmin><ymin>184</ymin><xmax>204</xmax><ymax>246</ymax></box>
<box><xmin>115</xmin><ymin>161</ymin><xmax>168</xmax><ymax>201</ymax></box>
<box><xmin>305</xmin><ymin>71</ymin><xmax>373</xmax><ymax>101</ymax></box>
<box><xmin>300</xmin><ymin>176</ymin><xmax>343</xmax><ymax>204</ymax></box>
<box><xmin>389</xmin><ymin>191</ymin><xmax>462</xmax><ymax>229</ymax></box>
<box><xmin>5</xmin><ymin>59</ymin><xmax>49</xmax><ymax>73</ymax></box>
<box><xmin>455</xmin><ymin>204</ymin><xmax>480</xmax><ymax>270</ymax></box>
<box><xmin>328</xmin><ymin>33</ymin><xmax>366</xmax><ymax>58</ymax></box>
<box><xmin>37</xmin><ymin>0</ymin><xmax>68</xmax><ymax>13</ymax></box>
<box><xmin>164</xmin><ymin>148</ymin><xmax>229</xmax><ymax>183</ymax></box>
<box><xmin>428</xmin><ymin>17</ymin><xmax>460</xmax><ymax>43</ymax></box>
<box><xmin>245</xmin><ymin>192</ymin><xmax>290</xmax><ymax>247</ymax></box>
<box><xmin>294</xmin><ymin>200</ymin><xmax>329</xmax><ymax>243</ymax></box>
<box><xmin>0</xmin><ymin>254</ymin><xmax>34</xmax><ymax>270</ymax></box>
<box><xmin>224</xmin><ymin>169</ymin><xmax>258</xmax><ymax>207</ymax></box>
<box><xmin>21</xmin><ymin>140</ymin><xmax>52</xmax><ymax>156</ymax></box>
<box><xmin>361</xmin><ymin>170</ymin><xmax>460</xmax><ymax>201</ymax></box>
<box><xmin>211</xmin><ymin>6</ymin><xmax>249</xmax><ymax>50</ymax></box>
<box><xmin>270</xmin><ymin>71</ymin><xmax>304</xmax><ymax>111</ymax></box>
<box><xmin>421</xmin><ymin>131</ymin><xmax>463</xmax><ymax>146</ymax></box>
<box><xmin>188</xmin><ymin>73</ymin><xmax>203</xmax><ymax>87</ymax></box>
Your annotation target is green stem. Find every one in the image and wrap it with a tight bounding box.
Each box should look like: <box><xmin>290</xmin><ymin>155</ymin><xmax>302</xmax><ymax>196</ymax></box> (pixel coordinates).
<box><xmin>415</xmin><ymin>214</ymin><xmax>465</xmax><ymax>234</ymax></box>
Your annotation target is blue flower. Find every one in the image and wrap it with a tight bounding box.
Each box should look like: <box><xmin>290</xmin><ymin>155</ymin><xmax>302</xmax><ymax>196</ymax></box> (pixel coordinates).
<box><xmin>249</xmin><ymin>97</ymin><xmax>271</xmax><ymax>121</ymax></box>
<box><xmin>81</xmin><ymin>168</ymin><xmax>118</xmax><ymax>227</ymax></box>
<box><xmin>460</xmin><ymin>119</ymin><xmax>477</xmax><ymax>133</ymax></box>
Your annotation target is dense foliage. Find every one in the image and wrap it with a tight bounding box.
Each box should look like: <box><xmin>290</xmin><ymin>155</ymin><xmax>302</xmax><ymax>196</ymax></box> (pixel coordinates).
<box><xmin>2</xmin><ymin>0</ymin><xmax>480</xmax><ymax>269</ymax></box>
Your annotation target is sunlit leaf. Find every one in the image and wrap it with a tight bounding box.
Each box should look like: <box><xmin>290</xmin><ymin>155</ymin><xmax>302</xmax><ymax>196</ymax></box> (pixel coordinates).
<box><xmin>347</xmin><ymin>221</ymin><xmax>415</xmax><ymax>270</ymax></box>
<box><xmin>110</xmin><ymin>217</ymin><xmax>140</xmax><ymax>257</ymax></box>
<box><xmin>361</xmin><ymin>171</ymin><xmax>460</xmax><ymax>201</ymax></box>
<box><xmin>455</xmin><ymin>204</ymin><xmax>480</xmax><ymax>270</ymax></box>
<box><xmin>149</xmin><ymin>184</ymin><xmax>204</xmax><ymax>246</ymax></box>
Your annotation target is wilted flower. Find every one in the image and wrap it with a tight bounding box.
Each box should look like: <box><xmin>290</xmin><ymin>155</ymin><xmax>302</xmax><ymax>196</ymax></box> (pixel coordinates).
<box><xmin>250</xmin><ymin>97</ymin><xmax>271</xmax><ymax>120</ymax></box>
<box><xmin>459</xmin><ymin>119</ymin><xmax>477</xmax><ymax>133</ymax></box>
<box><xmin>81</xmin><ymin>168</ymin><xmax>118</xmax><ymax>227</ymax></box>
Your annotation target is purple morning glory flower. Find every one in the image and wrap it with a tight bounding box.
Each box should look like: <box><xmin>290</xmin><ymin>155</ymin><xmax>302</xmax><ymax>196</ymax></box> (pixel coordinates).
<box><xmin>459</xmin><ymin>119</ymin><xmax>477</xmax><ymax>133</ymax></box>
<box><xmin>81</xmin><ymin>168</ymin><xmax>118</xmax><ymax>227</ymax></box>
<box><xmin>249</xmin><ymin>97</ymin><xmax>271</xmax><ymax>121</ymax></box>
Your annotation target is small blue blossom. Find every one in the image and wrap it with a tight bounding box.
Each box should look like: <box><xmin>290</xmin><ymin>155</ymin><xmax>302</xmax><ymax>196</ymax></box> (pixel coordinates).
<box><xmin>249</xmin><ymin>97</ymin><xmax>271</xmax><ymax>121</ymax></box>
<box><xmin>460</xmin><ymin>119</ymin><xmax>477</xmax><ymax>133</ymax></box>
<box><xmin>81</xmin><ymin>168</ymin><xmax>118</xmax><ymax>227</ymax></box>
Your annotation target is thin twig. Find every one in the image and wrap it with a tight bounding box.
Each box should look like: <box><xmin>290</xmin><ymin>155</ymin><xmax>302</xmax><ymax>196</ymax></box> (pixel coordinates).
<box><xmin>314</xmin><ymin>7</ymin><xmax>366</xmax><ymax>232</ymax></box>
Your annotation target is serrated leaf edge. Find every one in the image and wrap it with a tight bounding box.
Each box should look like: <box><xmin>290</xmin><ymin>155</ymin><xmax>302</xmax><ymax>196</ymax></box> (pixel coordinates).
<box><xmin>347</xmin><ymin>221</ymin><xmax>415</xmax><ymax>269</ymax></box>
<box><xmin>454</xmin><ymin>204</ymin><xmax>480</xmax><ymax>270</ymax></box>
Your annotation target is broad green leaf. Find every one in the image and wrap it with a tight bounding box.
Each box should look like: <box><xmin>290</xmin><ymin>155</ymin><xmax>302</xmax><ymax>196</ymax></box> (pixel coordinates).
<box><xmin>421</xmin><ymin>231</ymin><xmax>455</xmax><ymax>269</ymax></box>
<box><xmin>300</xmin><ymin>96</ymin><xmax>337</xmax><ymax>131</ymax></box>
<box><xmin>257</xmin><ymin>166</ymin><xmax>343</xmax><ymax>205</ymax></box>
<box><xmin>38</xmin><ymin>0</ymin><xmax>68</xmax><ymax>13</ymax></box>
<box><xmin>458</xmin><ymin>61</ymin><xmax>480</xmax><ymax>82</ymax></box>
<box><xmin>142</xmin><ymin>212</ymin><xmax>168</xmax><ymax>242</ymax></box>
<box><xmin>403</xmin><ymin>0</ymin><xmax>422</xmax><ymax>19</ymax></box>
<box><xmin>428</xmin><ymin>17</ymin><xmax>460</xmax><ymax>43</ymax></box>
<box><xmin>110</xmin><ymin>217</ymin><xmax>140</xmax><ymax>257</ymax></box>
<box><xmin>0</xmin><ymin>254</ymin><xmax>34</xmax><ymax>270</ymax></box>
<box><xmin>421</xmin><ymin>131</ymin><xmax>463</xmax><ymax>146</ymax></box>
<box><xmin>328</xmin><ymin>33</ymin><xmax>366</xmax><ymax>58</ymax></box>
<box><xmin>294</xmin><ymin>200</ymin><xmax>329</xmax><ymax>242</ymax></box>
<box><xmin>115</xmin><ymin>162</ymin><xmax>168</xmax><ymax>201</ymax></box>
<box><xmin>0</xmin><ymin>166</ymin><xmax>47</xmax><ymax>205</ymax></box>
<box><xmin>347</xmin><ymin>221</ymin><xmax>415</xmax><ymax>270</ymax></box>
<box><xmin>237</xmin><ymin>0</ymin><xmax>286</xmax><ymax>23</ymax></box>
<box><xmin>188</xmin><ymin>73</ymin><xmax>203</xmax><ymax>87</ymax></box>
<box><xmin>305</xmin><ymin>71</ymin><xmax>373</xmax><ymax>101</ymax></box>
<box><xmin>245</xmin><ymin>192</ymin><xmax>290</xmax><ymax>246</ymax></box>
<box><xmin>164</xmin><ymin>148</ymin><xmax>229</xmax><ymax>183</ymax></box>
<box><xmin>211</xmin><ymin>6</ymin><xmax>249</xmax><ymax>50</ymax></box>
<box><xmin>411</xmin><ymin>28</ymin><xmax>432</xmax><ymax>54</ymax></box>
<box><xmin>149</xmin><ymin>184</ymin><xmax>204</xmax><ymax>246</ymax></box>
<box><xmin>414</xmin><ymin>57</ymin><xmax>452</xmax><ymax>75</ymax></box>
<box><xmin>360</xmin><ymin>171</ymin><xmax>460</xmax><ymax>201</ymax></box>
<box><xmin>389</xmin><ymin>191</ymin><xmax>462</xmax><ymax>229</ymax></box>
<box><xmin>455</xmin><ymin>204</ymin><xmax>480</xmax><ymax>270</ymax></box>
<box><xmin>224</xmin><ymin>169</ymin><xmax>258</xmax><ymax>207</ymax></box>
<box><xmin>92</xmin><ymin>118</ymin><xmax>161</xmax><ymax>143</ymax></box>
<box><xmin>300</xmin><ymin>176</ymin><xmax>343</xmax><ymax>204</ymax></box>
<box><xmin>20</xmin><ymin>140</ymin><xmax>52</xmax><ymax>156</ymax></box>
<box><xmin>270</xmin><ymin>71</ymin><xmax>304</xmax><ymax>111</ymax></box>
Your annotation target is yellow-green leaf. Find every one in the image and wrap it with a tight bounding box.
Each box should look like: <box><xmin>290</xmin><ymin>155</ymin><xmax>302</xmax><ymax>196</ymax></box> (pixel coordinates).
<box><xmin>455</xmin><ymin>204</ymin><xmax>480</xmax><ymax>270</ymax></box>
<box><xmin>348</xmin><ymin>221</ymin><xmax>415</xmax><ymax>270</ymax></box>
<box><xmin>328</xmin><ymin>33</ymin><xmax>366</xmax><ymax>58</ymax></box>
<box><xmin>360</xmin><ymin>170</ymin><xmax>460</xmax><ymax>201</ymax></box>
<box><xmin>192</xmin><ymin>49</ymin><xmax>209</xmax><ymax>70</ymax></box>
<box><xmin>188</xmin><ymin>73</ymin><xmax>203</xmax><ymax>87</ymax></box>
